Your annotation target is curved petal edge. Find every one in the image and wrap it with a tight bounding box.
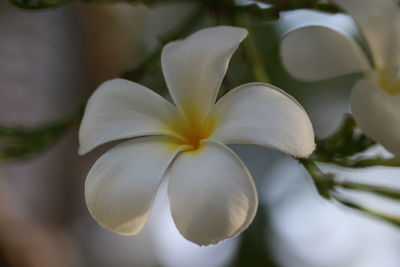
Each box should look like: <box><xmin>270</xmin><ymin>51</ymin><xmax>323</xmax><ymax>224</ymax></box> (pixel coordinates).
<box><xmin>210</xmin><ymin>83</ymin><xmax>315</xmax><ymax>158</ymax></box>
<box><xmin>79</xmin><ymin>78</ymin><xmax>179</xmax><ymax>155</ymax></box>
<box><xmin>161</xmin><ymin>26</ymin><xmax>248</xmax><ymax>119</ymax></box>
<box><xmin>167</xmin><ymin>140</ymin><xmax>258</xmax><ymax>246</ymax></box>
<box><xmin>351</xmin><ymin>78</ymin><xmax>400</xmax><ymax>155</ymax></box>
<box><xmin>280</xmin><ymin>25</ymin><xmax>371</xmax><ymax>81</ymax></box>
<box><xmin>85</xmin><ymin>136</ymin><xmax>182</xmax><ymax>235</ymax></box>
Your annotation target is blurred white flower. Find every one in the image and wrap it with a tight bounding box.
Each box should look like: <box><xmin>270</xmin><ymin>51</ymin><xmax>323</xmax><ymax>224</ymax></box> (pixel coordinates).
<box><xmin>79</xmin><ymin>26</ymin><xmax>315</xmax><ymax>246</ymax></box>
<box><xmin>280</xmin><ymin>0</ymin><xmax>400</xmax><ymax>154</ymax></box>
<box><xmin>263</xmin><ymin>155</ymin><xmax>400</xmax><ymax>267</ymax></box>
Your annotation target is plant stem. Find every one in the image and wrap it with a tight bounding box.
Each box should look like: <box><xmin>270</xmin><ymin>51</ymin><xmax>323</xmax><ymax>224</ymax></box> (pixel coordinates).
<box><xmin>0</xmin><ymin>104</ymin><xmax>84</xmax><ymax>161</ymax></box>
<box><xmin>338</xmin><ymin>181</ymin><xmax>400</xmax><ymax>200</ymax></box>
<box><xmin>333</xmin><ymin>193</ymin><xmax>400</xmax><ymax>227</ymax></box>
<box><xmin>314</xmin><ymin>156</ymin><xmax>400</xmax><ymax>168</ymax></box>
<box><xmin>298</xmin><ymin>158</ymin><xmax>335</xmax><ymax>199</ymax></box>
<box><xmin>231</xmin><ymin>15</ymin><xmax>271</xmax><ymax>83</ymax></box>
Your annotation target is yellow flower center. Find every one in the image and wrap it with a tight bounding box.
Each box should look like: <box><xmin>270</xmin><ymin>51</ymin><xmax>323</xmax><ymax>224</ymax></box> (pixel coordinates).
<box><xmin>179</xmin><ymin>120</ymin><xmax>215</xmax><ymax>150</ymax></box>
<box><xmin>377</xmin><ymin>68</ymin><xmax>400</xmax><ymax>96</ymax></box>
<box><xmin>167</xmin><ymin>109</ymin><xmax>218</xmax><ymax>151</ymax></box>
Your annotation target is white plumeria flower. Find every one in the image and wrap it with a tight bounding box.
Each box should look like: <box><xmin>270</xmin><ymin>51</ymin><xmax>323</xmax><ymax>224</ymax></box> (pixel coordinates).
<box><xmin>79</xmin><ymin>26</ymin><xmax>315</xmax><ymax>246</ymax></box>
<box><xmin>280</xmin><ymin>0</ymin><xmax>400</xmax><ymax>155</ymax></box>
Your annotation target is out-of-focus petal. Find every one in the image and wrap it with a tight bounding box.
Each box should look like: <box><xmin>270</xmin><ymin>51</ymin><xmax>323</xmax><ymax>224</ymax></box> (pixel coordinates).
<box><xmin>161</xmin><ymin>26</ymin><xmax>247</xmax><ymax>120</ymax></box>
<box><xmin>85</xmin><ymin>136</ymin><xmax>182</xmax><ymax>235</ymax></box>
<box><xmin>330</xmin><ymin>0</ymin><xmax>400</xmax><ymax>68</ymax></box>
<box><xmin>210</xmin><ymin>83</ymin><xmax>315</xmax><ymax>158</ymax></box>
<box><xmin>79</xmin><ymin>78</ymin><xmax>179</xmax><ymax>154</ymax></box>
<box><xmin>280</xmin><ymin>25</ymin><xmax>371</xmax><ymax>81</ymax></box>
<box><xmin>351</xmin><ymin>78</ymin><xmax>400</xmax><ymax>155</ymax></box>
<box><xmin>168</xmin><ymin>140</ymin><xmax>258</xmax><ymax>246</ymax></box>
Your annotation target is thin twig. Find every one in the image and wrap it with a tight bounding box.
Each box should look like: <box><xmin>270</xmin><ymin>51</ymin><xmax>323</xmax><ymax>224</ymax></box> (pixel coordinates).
<box><xmin>333</xmin><ymin>193</ymin><xmax>400</xmax><ymax>227</ymax></box>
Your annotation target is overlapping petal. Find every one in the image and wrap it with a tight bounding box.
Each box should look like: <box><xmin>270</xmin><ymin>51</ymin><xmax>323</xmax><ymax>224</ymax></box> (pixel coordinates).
<box><xmin>280</xmin><ymin>25</ymin><xmax>371</xmax><ymax>81</ymax></box>
<box><xmin>79</xmin><ymin>79</ymin><xmax>180</xmax><ymax>154</ymax></box>
<box><xmin>167</xmin><ymin>140</ymin><xmax>258</xmax><ymax>246</ymax></box>
<box><xmin>330</xmin><ymin>0</ymin><xmax>400</xmax><ymax>68</ymax></box>
<box><xmin>85</xmin><ymin>136</ymin><xmax>182</xmax><ymax>235</ymax></box>
<box><xmin>161</xmin><ymin>26</ymin><xmax>248</xmax><ymax>120</ymax></box>
<box><xmin>351</xmin><ymin>78</ymin><xmax>400</xmax><ymax>155</ymax></box>
<box><xmin>210</xmin><ymin>83</ymin><xmax>315</xmax><ymax>158</ymax></box>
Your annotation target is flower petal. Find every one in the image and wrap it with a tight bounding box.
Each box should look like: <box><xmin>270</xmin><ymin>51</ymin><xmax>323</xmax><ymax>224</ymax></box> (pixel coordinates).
<box><xmin>210</xmin><ymin>83</ymin><xmax>315</xmax><ymax>158</ymax></box>
<box><xmin>85</xmin><ymin>136</ymin><xmax>182</xmax><ymax>235</ymax></box>
<box><xmin>79</xmin><ymin>78</ymin><xmax>179</xmax><ymax>154</ymax></box>
<box><xmin>161</xmin><ymin>26</ymin><xmax>247</xmax><ymax>119</ymax></box>
<box><xmin>351</xmin><ymin>78</ymin><xmax>400</xmax><ymax>155</ymax></box>
<box><xmin>330</xmin><ymin>0</ymin><xmax>400</xmax><ymax>68</ymax></box>
<box><xmin>167</xmin><ymin>140</ymin><xmax>258</xmax><ymax>246</ymax></box>
<box><xmin>280</xmin><ymin>25</ymin><xmax>371</xmax><ymax>81</ymax></box>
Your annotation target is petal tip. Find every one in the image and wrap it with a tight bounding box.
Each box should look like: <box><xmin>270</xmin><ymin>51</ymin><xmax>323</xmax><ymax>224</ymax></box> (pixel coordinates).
<box><xmin>94</xmin><ymin>216</ymin><xmax>144</xmax><ymax>237</ymax></box>
<box><xmin>77</xmin><ymin>148</ymin><xmax>85</xmax><ymax>156</ymax></box>
<box><xmin>293</xmin><ymin>126</ymin><xmax>316</xmax><ymax>158</ymax></box>
<box><xmin>85</xmin><ymin>194</ymin><xmax>147</xmax><ymax>237</ymax></box>
<box><xmin>77</xmin><ymin>130</ymin><xmax>90</xmax><ymax>155</ymax></box>
<box><xmin>168</xmin><ymin>141</ymin><xmax>258</xmax><ymax>247</ymax></box>
<box><xmin>77</xmin><ymin>144</ymin><xmax>89</xmax><ymax>155</ymax></box>
<box><xmin>295</xmin><ymin>141</ymin><xmax>316</xmax><ymax>158</ymax></box>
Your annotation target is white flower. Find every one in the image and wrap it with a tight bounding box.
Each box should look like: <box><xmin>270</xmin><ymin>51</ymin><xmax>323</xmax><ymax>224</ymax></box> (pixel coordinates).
<box><xmin>79</xmin><ymin>26</ymin><xmax>315</xmax><ymax>246</ymax></box>
<box><xmin>280</xmin><ymin>0</ymin><xmax>400</xmax><ymax>155</ymax></box>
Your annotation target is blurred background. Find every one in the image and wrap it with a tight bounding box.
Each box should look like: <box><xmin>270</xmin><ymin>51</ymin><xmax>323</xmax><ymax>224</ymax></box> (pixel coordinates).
<box><xmin>1</xmin><ymin>1</ymin><xmax>400</xmax><ymax>266</ymax></box>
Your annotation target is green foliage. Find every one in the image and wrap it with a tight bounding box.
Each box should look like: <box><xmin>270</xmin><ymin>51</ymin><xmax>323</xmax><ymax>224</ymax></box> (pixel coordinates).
<box><xmin>299</xmin><ymin>157</ymin><xmax>400</xmax><ymax>228</ymax></box>
<box><xmin>312</xmin><ymin>115</ymin><xmax>400</xmax><ymax>168</ymax></box>
<box><xmin>299</xmin><ymin>115</ymin><xmax>400</xmax><ymax>228</ymax></box>
<box><xmin>0</xmin><ymin>105</ymin><xmax>83</xmax><ymax>161</ymax></box>
<box><xmin>315</xmin><ymin>115</ymin><xmax>375</xmax><ymax>159</ymax></box>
